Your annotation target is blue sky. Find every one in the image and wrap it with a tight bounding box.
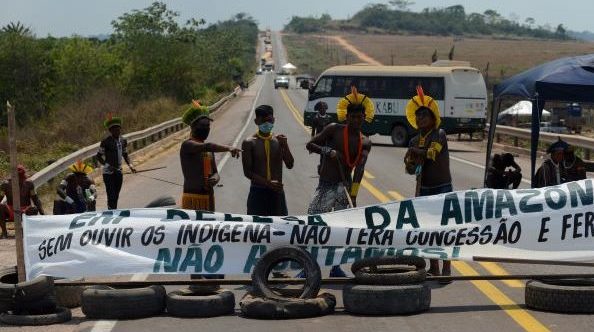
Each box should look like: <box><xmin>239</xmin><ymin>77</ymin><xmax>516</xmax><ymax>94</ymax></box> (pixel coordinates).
<box><xmin>0</xmin><ymin>0</ymin><xmax>592</xmax><ymax>37</ymax></box>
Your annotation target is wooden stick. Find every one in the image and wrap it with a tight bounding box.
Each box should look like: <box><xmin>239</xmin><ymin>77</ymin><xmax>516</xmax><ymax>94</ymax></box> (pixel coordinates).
<box><xmin>7</xmin><ymin>101</ymin><xmax>25</xmax><ymax>282</ymax></box>
<box><xmin>473</xmin><ymin>256</ymin><xmax>594</xmax><ymax>267</ymax></box>
<box><xmin>123</xmin><ymin>166</ymin><xmax>167</xmax><ymax>174</ymax></box>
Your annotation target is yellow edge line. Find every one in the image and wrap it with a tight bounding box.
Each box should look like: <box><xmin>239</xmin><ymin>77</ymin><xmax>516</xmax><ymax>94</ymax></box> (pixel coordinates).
<box><xmin>280</xmin><ymin>87</ymin><xmax>549</xmax><ymax>332</ymax></box>
<box><xmin>454</xmin><ymin>261</ymin><xmax>550</xmax><ymax>332</ymax></box>
<box><xmin>479</xmin><ymin>262</ymin><xmax>525</xmax><ymax>288</ymax></box>
<box><xmin>388</xmin><ymin>190</ymin><xmax>405</xmax><ymax>201</ymax></box>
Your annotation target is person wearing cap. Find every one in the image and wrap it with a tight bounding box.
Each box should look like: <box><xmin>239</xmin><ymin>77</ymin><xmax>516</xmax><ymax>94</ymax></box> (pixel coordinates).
<box><xmin>96</xmin><ymin>114</ymin><xmax>136</xmax><ymax>209</ymax></box>
<box><xmin>242</xmin><ymin>104</ymin><xmax>294</xmax><ymax>216</ymax></box>
<box><xmin>53</xmin><ymin>160</ymin><xmax>97</xmax><ymax>215</ymax></box>
<box><xmin>180</xmin><ymin>100</ymin><xmax>241</xmax><ymax>211</ymax></box>
<box><xmin>535</xmin><ymin>138</ymin><xmax>567</xmax><ymax>188</ymax></box>
<box><xmin>562</xmin><ymin>145</ymin><xmax>587</xmax><ymax>183</ymax></box>
<box><xmin>404</xmin><ymin>85</ymin><xmax>452</xmax><ymax>281</ymax></box>
<box><xmin>0</xmin><ymin>165</ymin><xmax>44</xmax><ymax>238</ymax></box>
<box><xmin>311</xmin><ymin>101</ymin><xmax>332</xmax><ymax>175</ymax></box>
<box><xmin>486</xmin><ymin>153</ymin><xmax>522</xmax><ymax>189</ymax></box>
<box><xmin>306</xmin><ymin>86</ymin><xmax>374</xmax><ymax>277</ymax></box>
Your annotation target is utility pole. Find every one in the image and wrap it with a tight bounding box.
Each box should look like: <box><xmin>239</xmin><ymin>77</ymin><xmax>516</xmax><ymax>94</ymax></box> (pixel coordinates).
<box><xmin>7</xmin><ymin>101</ymin><xmax>26</xmax><ymax>281</ymax></box>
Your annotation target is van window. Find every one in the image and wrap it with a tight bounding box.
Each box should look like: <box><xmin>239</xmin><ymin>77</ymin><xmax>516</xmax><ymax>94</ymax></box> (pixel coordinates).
<box><xmin>395</xmin><ymin>77</ymin><xmax>445</xmax><ymax>100</ymax></box>
<box><xmin>357</xmin><ymin>77</ymin><xmax>391</xmax><ymax>99</ymax></box>
<box><xmin>331</xmin><ymin>76</ymin><xmax>356</xmax><ymax>97</ymax></box>
<box><xmin>310</xmin><ymin>77</ymin><xmax>332</xmax><ymax>100</ymax></box>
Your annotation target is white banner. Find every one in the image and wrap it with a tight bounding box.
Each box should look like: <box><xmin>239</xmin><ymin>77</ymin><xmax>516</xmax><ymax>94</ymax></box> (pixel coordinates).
<box><xmin>23</xmin><ymin>180</ymin><xmax>594</xmax><ymax>280</ymax></box>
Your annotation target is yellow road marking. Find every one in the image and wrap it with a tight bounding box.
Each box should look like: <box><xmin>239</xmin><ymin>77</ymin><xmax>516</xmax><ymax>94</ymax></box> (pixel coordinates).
<box><xmin>479</xmin><ymin>262</ymin><xmax>525</xmax><ymax>288</ymax></box>
<box><xmin>388</xmin><ymin>190</ymin><xmax>405</xmax><ymax>201</ymax></box>
<box><xmin>454</xmin><ymin>261</ymin><xmax>550</xmax><ymax>332</ymax></box>
<box><xmin>280</xmin><ymin>38</ymin><xmax>549</xmax><ymax>332</ymax></box>
<box><xmin>364</xmin><ymin>171</ymin><xmax>375</xmax><ymax>179</ymax></box>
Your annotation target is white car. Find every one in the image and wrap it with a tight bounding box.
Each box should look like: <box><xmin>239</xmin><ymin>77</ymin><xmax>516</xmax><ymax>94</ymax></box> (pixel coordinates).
<box><xmin>274</xmin><ymin>76</ymin><xmax>289</xmax><ymax>89</ymax></box>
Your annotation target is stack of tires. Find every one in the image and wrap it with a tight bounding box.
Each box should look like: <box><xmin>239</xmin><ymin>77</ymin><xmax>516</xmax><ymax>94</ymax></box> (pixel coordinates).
<box><xmin>240</xmin><ymin>246</ymin><xmax>336</xmax><ymax>319</ymax></box>
<box><xmin>0</xmin><ymin>266</ymin><xmax>72</xmax><ymax>326</ymax></box>
<box><xmin>343</xmin><ymin>256</ymin><xmax>431</xmax><ymax>315</ymax></box>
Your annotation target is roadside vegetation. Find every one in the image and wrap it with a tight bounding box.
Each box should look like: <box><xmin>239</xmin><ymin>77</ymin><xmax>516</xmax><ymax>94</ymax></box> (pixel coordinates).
<box><xmin>285</xmin><ymin>2</ymin><xmax>570</xmax><ymax>40</ymax></box>
<box><xmin>0</xmin><ymin>2</ymin><xmax>258</xmax><ymax>177</ymax></box>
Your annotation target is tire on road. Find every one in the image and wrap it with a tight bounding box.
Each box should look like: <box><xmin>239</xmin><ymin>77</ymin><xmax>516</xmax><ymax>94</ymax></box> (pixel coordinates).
<box><xmin>239</xmin><ymin>292</ymin><xmax>336</xmax><ymax>319</ymax></box>
<box><xmin>145</xmin><ymin>196</ymin><xmax>177</xmax><ymax>208</ymax></box>
<box><xmin>81</xmin><ymin>285</ymin><xmax>166</xmax><ymax>319</ymax></box>
<box><xmin>343</xmin><ymin>284</ymin><xmax>431</xmax><ymax>315</ymax></box>
<box><xmin>525</xmin><ymin>279</ymin><xmax>594</xmax><ymax>313</ymax></box>
<box><xmin>0</xmin><ymin>306</ymin><xmax>71</xmax><ymax>326</ymax></box>
<box><xmin>14</xmin><ymin>293</ymin><xmax>57</xmax><ymax>315</ymax></box>
<box><xmin>251</xmin><ymin>246</ymin><xmax>321</xmax><ymax>300</ymax></box>
<box><xmin>391</xmin><ymin>124</ymin><xmax>409</xmax><ymax>147</ymax></box>
<box><xmin>0</xmin><ymin>266</ymin><xmax>55</xmax><ymax>312</ymax></box>
<box><xmin>351</xmin><ymin>256</ymin><xmax>427</xmax><ymax>285</ymax></box>
<box><xmin>166</xmin><ymin>289</ymin><xmax>235</xmax><ymax>317</ymax></box>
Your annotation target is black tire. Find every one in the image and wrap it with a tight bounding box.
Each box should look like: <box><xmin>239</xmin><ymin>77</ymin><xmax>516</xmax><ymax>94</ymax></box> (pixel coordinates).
<box><xmin>145</xmin><ymin>196</ymin><xmax>177</xmax><ymax>208</ymax></box>
<box><xmin>525</xmin><ymin>279</ymin><xmax>594</xmax><ymax>313</ymax></box>
<box><xmin>391</xmin><ymin>125</ymin><xmax>409</xmax><ymax>147</ymax></box>
<box><xmin>351</xmin><ymin>256</ymin><xmax>427</xmax><ymax>285</ymax></box>
<box><xmin>239</xmin><ymin>292</ymin><xmax>335</xmax><ymax>319</ymax></box>
<box><xmin>166</xmin><ymin>289</ymin><xmax>235</xmax><ymax>318</ymax></box>
<box><xmin>343</xmin><ymin>284</ymin><xmax>431</xmax><ymax>315</ymax></box>
<box><xmin>14</xmin><ymin>293</ymin><xmax>57</xmax><ymax>315</ymax></box>
<box><xmin>82</xmin><ymin>285</ymin><xmax>166</xmax><ymax>319</ymax></box>
<box><xmin>187</xmin><ymin>284</ymin><xmax>221</xmax><ymax>295</ymax></box>
<box><xmin>55</xmin><ymin>284</ymin><xmax>84</xmax><ymax>308</ymax></box>
<box><xmin>0</xmin><ymin>266</ymin><xmax>54</xmax><ymax>305</ymax></box>
<box><xmin>0</xmin><ymin>306</ymin><xmax>71</xmax><ymax>326</ymax></box>
<box><xmin>251</xmin><ymin>246</ymin><xmax>321</xmax><ymax>300</ymax></box>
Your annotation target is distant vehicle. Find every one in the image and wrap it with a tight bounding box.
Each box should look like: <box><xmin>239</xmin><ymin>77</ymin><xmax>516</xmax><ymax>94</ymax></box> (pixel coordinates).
<box><xmin>274</xmin><ymin>76</ymin><xmax>289</xmax><ymax>89</ymax></box>
<box><xmin>303</xmin><ymin>64</ymin><xmax>487</xmax><ymax>146</ymax></box>
<box><xmin>296</xmin><ymin>75</ymin><xmax>315</xmax><ymax>89</ymax></box>
<box><xmin>256</xmin><ymin>68</ymin><xmax>263</xmax><ymax>75</ymax></box>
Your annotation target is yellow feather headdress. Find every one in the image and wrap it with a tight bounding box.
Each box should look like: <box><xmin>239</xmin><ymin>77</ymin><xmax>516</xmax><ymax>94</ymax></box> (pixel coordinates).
<box><xmin>336</xmin><ymin>86</ymin><xmax>375</xmax><ymax>123</ymax></box>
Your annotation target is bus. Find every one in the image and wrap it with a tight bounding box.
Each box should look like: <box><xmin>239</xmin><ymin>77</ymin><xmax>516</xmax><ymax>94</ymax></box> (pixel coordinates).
<box><xmin>303</xmin><ymin>64</ymin><xmax>487</xmax><ymax>146</ymax></box>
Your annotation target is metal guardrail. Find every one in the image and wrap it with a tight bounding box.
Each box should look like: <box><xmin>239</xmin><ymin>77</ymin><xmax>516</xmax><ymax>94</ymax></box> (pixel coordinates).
<box><xmin>492</xmin><ymin>124</ymin><xmax>594</xmax><ymax>159</ymax></box>
<box><xmin>29</xmin><ymin>85</ymin><xmax>245</xmax><ymax>188</ymax></box>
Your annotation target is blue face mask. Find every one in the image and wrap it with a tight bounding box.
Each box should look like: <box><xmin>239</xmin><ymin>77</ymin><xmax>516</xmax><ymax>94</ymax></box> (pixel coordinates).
<box><xmin>258</xmin><ymin>122</ymin><xmax>274</xmax><ymax>134</ymax></box>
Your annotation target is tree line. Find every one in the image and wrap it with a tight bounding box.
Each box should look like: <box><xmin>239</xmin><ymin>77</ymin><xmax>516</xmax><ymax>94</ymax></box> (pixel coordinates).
<box><xmin>285</xmin><ymin>3</ymin><xmax>569</xmax><ymax>40</ymax></box>
<box><xmin>0</xmin><ymin>2</ymin><xmax>258</xmax><ymax>126</ymax></box>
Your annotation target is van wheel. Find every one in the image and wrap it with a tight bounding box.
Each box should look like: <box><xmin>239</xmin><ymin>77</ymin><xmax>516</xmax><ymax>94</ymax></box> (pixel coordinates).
<box><xmin>391</xmin><ymin>125</ymin><xmax>409</xmax><ymax>147</ymax></box>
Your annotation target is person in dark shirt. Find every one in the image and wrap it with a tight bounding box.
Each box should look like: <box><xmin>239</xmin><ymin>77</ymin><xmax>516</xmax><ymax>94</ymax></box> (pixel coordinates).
<box><xmin>53</xmin><ymin>160</ymin><xmax>97</xmax><ymax>215</ymax></box>
<box><xmin>404</xmin><ymin>86</ymin><xmax>452</xmax><ymax>282</ymax></box>
<box><xmin>486</xmin><ymin>153</ymin><xmax>522</xmax><ymax>189</ymax></box>
<box><xmin>311</xmin><ymin>101</ymin><xmax>332</xmax><ymax>174</ymax></box>
<box><xmin>535</xmin><ymin>138</ymin><xmax>567</xmax><ymax>188</ymax></box>
<box><xmin>563</xmin><ymin>145</ymin><xmax>587</xmax><ymax>183</ymax></box>
<box><xmin>95</xmin><ymin>114</ymin><xmax>136</xmax><ymax>209</ymax></box>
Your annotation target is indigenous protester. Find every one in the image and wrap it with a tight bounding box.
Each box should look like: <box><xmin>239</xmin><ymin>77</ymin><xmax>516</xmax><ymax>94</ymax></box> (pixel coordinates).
<box><xmin>485</xmin><ymin>153</ymin><xmax>522</xmax><ymax>189</ymax></box>
<box><xmin>306</xmin><ymin>87</ymin><xmax>374</xmax><ymax>277</ymax></box>
<box><xmin>562</xmin><ymin>145</ymin><xmax>587</xmax><ymax>183</ymax></box>
<box><xmin>0</xmin><ymin>165</ymin><xmax>45</xmax><ymax>238</ymax></box>
<box><xmin>96</xmin><ymin>114</ymin><xmax>136</xmax><ymax>209</ymax></box>
<box><xmin>311</xmin><ymin>101</ymin><xmax>332</xmax><ymax>174</ymax></box>
<box><xmin>180</xmin><ymin>100</ymin><xmax>241</xmax><ymax>211</ymax></box>
<box><xmin>53</xmin><ymin>160</ymin><xmax>97</xmax><ymax>215</ymax></box>
<box><xmin>403</xmin><ymin>86</ymin><xmax>452</xmax><ymax>281</ymax></box>
<box><xmin>535</xmin><ymin>138</ymin><xmax>568</xmax><ymax>188</ymax></box>
<box><xmin>242</xmin><ymin>104</ymin><xmax>294</xmax><ymax>216</ymax></box>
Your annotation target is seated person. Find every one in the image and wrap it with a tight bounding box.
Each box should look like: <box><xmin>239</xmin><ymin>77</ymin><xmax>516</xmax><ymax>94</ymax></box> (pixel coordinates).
<box><xmin>535</xmin><ymin>138</ymin><xmax>567</xmax><ymax>188</ymax></box>
<box><xmin>53</xmin><ymin>161</ymin><xmax>97</xmax><ymax>215</ymax></box>
<box><xmin>0</xmin><ymin>165</ymin><xmax>44</xmax><ymax>238</ymax></box>
<box><xmin>486</xmin><ymin>153</ymin><xmax>522</xmax><ymax>189</ymax></box>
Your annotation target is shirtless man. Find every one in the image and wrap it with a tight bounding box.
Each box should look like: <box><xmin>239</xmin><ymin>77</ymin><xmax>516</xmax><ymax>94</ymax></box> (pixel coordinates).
<box><xmin>180</xmin><ymin>101</ymin><xmax>240</xmax><ymax>211</ymax></box>
<box><xmin>242</xmin><ymin>105</ymin><xmax>294</xmax><ymax>216</ymax></box>
<box><xmin>0</xmin><ymin>165</ymin><xmax>45</xmax><ymax>238</ymax></box>
<box><xmin>306</xmin><ymin>87</ymin><xmax>374</xmax><ymax>277</ymax></box>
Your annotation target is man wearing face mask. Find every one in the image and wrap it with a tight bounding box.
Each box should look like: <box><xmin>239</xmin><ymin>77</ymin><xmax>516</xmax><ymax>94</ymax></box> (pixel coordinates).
<box><xmin>180</xmin><ymin>100</ymin><xmax>241</xmax><ymax>211</ymax></box>
<box><xmin>242</xmin><ymin>104</ymin><xmax>294</xmax><ymax>216</ymax></box>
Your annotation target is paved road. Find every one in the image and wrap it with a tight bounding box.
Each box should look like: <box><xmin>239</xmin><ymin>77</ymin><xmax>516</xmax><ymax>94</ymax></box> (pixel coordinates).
<box><xmin>2</xmin><ymin>33</ymin><xmax>593</xmax><ymax>332</ymax></box>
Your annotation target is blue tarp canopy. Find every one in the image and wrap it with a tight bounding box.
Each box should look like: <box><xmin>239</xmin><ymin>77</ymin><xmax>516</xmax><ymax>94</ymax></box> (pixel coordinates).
<box><xmin>486</xmin><ymin>54</ymin><xmax>594</xmax><ymax>187</ymax></box>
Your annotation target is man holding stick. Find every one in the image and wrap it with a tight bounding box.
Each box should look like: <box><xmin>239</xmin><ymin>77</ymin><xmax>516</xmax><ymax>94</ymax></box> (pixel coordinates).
<box><xmin>306</xmin><ymin>87</ymin><xmax>374</xmax><ymax>277</ymax></box>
